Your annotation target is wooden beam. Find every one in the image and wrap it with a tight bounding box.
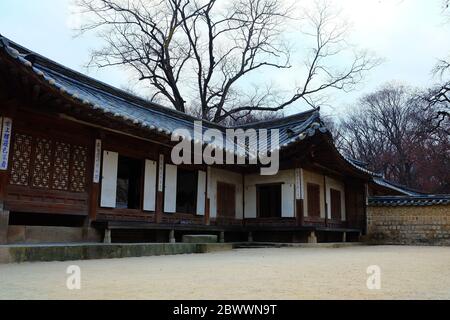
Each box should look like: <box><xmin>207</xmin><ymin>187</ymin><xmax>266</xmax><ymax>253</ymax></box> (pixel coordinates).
<box><xmin>32</xmin><ymin>85</ymin><xmax>41</xmax><ymax>101</ymax></box>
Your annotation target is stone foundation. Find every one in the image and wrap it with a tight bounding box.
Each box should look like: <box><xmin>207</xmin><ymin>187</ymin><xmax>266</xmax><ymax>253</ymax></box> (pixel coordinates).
<box><xmin>6</xmin><ymin>225</ymin><xmax>102</xmax><ymax>244</ymax></box>
<box><xmin>0</xmin><ymin>243</ymin><xmax>234</xmax><ymax>264</ymax></box>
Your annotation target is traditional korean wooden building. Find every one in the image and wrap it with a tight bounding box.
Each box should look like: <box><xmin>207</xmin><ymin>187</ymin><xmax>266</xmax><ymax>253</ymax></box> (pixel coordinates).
<box><xmin>0</xmin><ymin>35</ymin><xmax>374</xmax><ymax>244</ymax></box>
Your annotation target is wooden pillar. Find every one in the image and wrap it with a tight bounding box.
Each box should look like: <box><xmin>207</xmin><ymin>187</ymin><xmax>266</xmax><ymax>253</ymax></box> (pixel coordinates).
<box><xmin>295</xmin><ymin>168</ymin><xmax>304</xmax><ymax>226</ymax></box>
<box><xmin>0</xmin><ymin>116</ymin><xmax>13</xmax><ymax>244</ymax></box>
<box><xmin>88</xmin><ymin>184</ymin><xmax>100</xmax><ymax>222</ymax></box>
<box><xmin>342</xmin><ymin>231</ymin><xmax>347</xmax><ymax>243</ymax></box>
<box><xmin>88</xmin><ymin>182</ymin><xmax>100</xmax><ymax>221</ymax></box>
<box><xmin>363</xmin><ymin>183</ymin><xmax>369</xmax><ymax>235</ymax></box>
<box><xmin>0</xmin><ymin>117</ymin><xmax>12</xmax><ymax>200</ymax></box>
<box><xmin>156</xmin><ymin>192</ymin><xmax>163</xmax><ymax>223</ymax></box>
<box><xmin>83</xmin><ymin>183</ymin><xmax>100</xmax><ymax>240</ymax></box>
<box><xmin>155</xmin><ymin>154</ymin><xmax>164</xmax><ymax>223</ymax></box>
<box><xmin>323</xmin><ymin>175</ymin><xmax>328</xmax><ymax>228</ymax></box>
<box><xmin>204</xmin><ymin>199</ymin><xmax>210</xmax><ymax>226</ymax></box>
<box><xmin>85</xmin><ymin>137</ymin><xmax>102</xmax><ymax>241</ymax></box>
<box><xmin>296</xmin><ymin>199</ymin><xmax>304</xmax><ymax>226</ymax></box>
<box><xmin>0</xmin><ymin>172</ymin><xmax>8</xmax><ymax>203</ymax></box>
<box><xmin>0</xmin><ymin>201</ymin><xmax>9</xmax><ymax>244</ymax></box>
<box><xmin>89</xmin><ymin>138</ymin><xmax>102</xmax><ymax>219</ymax></box>
<box><xmin>204</xmin><ymin>167</ymin><xmax>210</xmax><ymax>225</ymax></box>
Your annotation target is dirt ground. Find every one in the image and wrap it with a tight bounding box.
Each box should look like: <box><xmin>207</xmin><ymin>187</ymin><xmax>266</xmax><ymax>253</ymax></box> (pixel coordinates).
<box><xmin>1</xmin><ymin>245</ymin><xmax>450</xmax><ymax>300</ymax></box>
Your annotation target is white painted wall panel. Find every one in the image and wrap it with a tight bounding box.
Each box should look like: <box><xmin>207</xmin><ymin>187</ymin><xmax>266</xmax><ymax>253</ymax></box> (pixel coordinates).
<box><xmin>282</xmin><ymin>183</ymin><xmax>295</xmax><ymax>217</ymax></box>
<box><xmin>164</xmin><ymin>164</ymin><xmax>177</xmax><ymax>213</ymax></box>
<box><xmin>143</xmin><ymin>160</ymin><xmax>157</xmax><ymax>211</ymax></box>
<box><xmin>244</xmin><ymin>185</ymin><xmax>257</xmax><ymax>218</ymax></box>
<box><xmin>197</xmin><ymin>170</ymin><xmax>206</xmax><ymax>216</ymax></box>
<box><xmin>100</xmin><ymin>151</ymin><xmax>118</xmax><ymax>208</ymax></box>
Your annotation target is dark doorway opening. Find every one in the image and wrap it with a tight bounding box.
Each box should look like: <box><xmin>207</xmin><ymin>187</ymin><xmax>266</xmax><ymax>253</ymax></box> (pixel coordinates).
<box><xmin>257</xmin><ymin>184</ymin><xmax>282</xmax><ymax>218</ymax></box>
<box><xmin>330</xmin><ymin>188</ymin><xmax>342</xmax><ymax>220</ymax></box>
<box><xmin>116</xmin><ymin>155</ymin><xmax>142</xmax><ymax>209</ymax></box>
<box><xmin>176</xmin><ymin>169</ymin><xmax>198</xmax><ymax>214</ymax></box>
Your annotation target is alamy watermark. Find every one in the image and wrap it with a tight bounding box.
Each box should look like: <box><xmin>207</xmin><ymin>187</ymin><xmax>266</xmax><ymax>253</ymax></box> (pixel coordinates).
<box><xmin>366</xmin><ymin>265</ymin><xmax>381</xmax><ymax>290</ymax></box>
<box><xmin>66</xmin><ymin>265</ymin><xmax>81</xmax><ymax>290</ymax></box>
<box><xmin>171</xmin><ymin>121</ymin><xmax>280</xmax><ymax>175</ymax></box>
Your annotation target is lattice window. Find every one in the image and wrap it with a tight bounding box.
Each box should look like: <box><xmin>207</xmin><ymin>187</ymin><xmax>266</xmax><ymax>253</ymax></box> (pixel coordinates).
<box><xmin>52</xmin><ymin>141</ymin><xmax>71</xmax><ymax>191</ymax></box>
<box><xmin>70</xmin><ymin>145</ymin><xmax>88</xmax><ymax>192</ymax></box>
<box><xmin>31</xmin><ymin>138</ymin><xmax>53</xmax><ymax>188</ymax></box>
<box><xmin>9</xmin><ymin>132</ymin><xmax>88</xmax><ymax>193</ymax></box>
<box><xmin>9</xmin><ymin>133</ymin><xmax>33</xmax><ymax>186</ymax></box>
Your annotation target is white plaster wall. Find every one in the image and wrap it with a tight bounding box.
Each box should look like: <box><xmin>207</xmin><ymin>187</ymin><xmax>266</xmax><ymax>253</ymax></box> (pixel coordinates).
<box><xmin>302</xmin><ymin>169</ymin><xmax>326</xmax><ymax>218</ymax></box>
<box><xmin>208</xmin><ymin>168</ymin><xmax>244</xmax><ymax>219</ymax></box>
<box><xmin>244</xmin><ymin>169</ymin><xmax>296</xmax><ymax>218</ymax></box>
<box><xmin>325</xmin><ymin>176</ymin><xmax>346</xmax><ymax>221</ymax></box>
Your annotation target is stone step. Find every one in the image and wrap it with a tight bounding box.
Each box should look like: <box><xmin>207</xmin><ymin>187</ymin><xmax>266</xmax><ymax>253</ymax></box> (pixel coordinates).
<box><xmin>182</xmin><ymin>235</ymin><xmax>218</xmax><ymax>243</ymax></box>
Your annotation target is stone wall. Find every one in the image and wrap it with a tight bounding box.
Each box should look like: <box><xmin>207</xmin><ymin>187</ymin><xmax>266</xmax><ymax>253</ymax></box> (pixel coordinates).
<box><xmin>367</xmin><ymin>205</ymin><xmax>450</xmax><ymax>245</ymax></box>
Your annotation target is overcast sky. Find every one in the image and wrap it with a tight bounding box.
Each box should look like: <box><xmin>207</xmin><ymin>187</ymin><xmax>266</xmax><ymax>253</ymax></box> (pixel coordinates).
<box><xmin>1</xmin><ymin>0</ymin><xmax>449</xmax><ymax>118</ymax></box>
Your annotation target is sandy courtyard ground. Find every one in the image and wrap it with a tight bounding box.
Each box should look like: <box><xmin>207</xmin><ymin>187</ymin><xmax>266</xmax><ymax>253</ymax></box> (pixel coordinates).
<box><xmin>1</xmin><ymin>245</ymin><xmax>450</xmax><ymax>300</ymax></box>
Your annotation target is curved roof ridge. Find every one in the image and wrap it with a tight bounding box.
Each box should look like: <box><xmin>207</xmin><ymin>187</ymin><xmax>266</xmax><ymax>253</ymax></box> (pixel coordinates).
<box><xmin>235</xmin><ymin>109</ymin><xmax>319</xmax><ymax>129</ymax></box>
<box><xmin>0</xmin><ymin>34</ymin><xmax>323</xmax><ymax>132</ymax></box>
<box><xmin>0</xmin><ymin>34</ymin><xmax>227</xmax><ymax>130</ymax></box>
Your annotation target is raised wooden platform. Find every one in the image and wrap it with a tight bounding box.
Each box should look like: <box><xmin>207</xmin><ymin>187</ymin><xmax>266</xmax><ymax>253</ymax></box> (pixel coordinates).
<box><xmin>97</xmin><ymin>220</ymin><xmax>361</xmax><ymax>233</ymax></box>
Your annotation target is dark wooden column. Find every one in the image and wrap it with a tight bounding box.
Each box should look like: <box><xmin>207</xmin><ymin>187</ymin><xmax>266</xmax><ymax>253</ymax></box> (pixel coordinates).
<box><xmin>88</xmin><ymin>136</ymin><xmax>102</xmax><ymax>222</ymax></box>
<box><xmin>84</xmin><ymin>134</ymin><xmax>102</xmax><ymax>241</ymax></box>
<box><xmin>204</xmin><ymin>167</ymin><xmax>210</xmax><ymax>225</ymax></box>
<box><xmin>363</xmin><ymin>182</ymin><xmax>369</xmax><ymax>235</ymax></box>
<box><xmin>0</xmin><ymin>201</ymin><xmax>9</xmax><ymax>244</ymax></box>
<box><xmin>204</xmin><ymin>198</ymin><xmax>210</xmax><ymax>225</ymax></box>
<box><xmin>0</xmin><ymin>114</ymin><xmax>14</xmax><ymax>244</ymax></box>
<box><xmin>296</xmin><ymin>199</ymin><xmax>304</xmax><ymax>226</ymax></box>
<box><xmin>89</xmin><ymin>183</ymin><xmax>100</xmax><ymax>221</ymax></box>
<box><xmin>295</xmin><ymin>168</ymin><xmax>304</xmax><ymax>226</ymax></box>
<box><xmin>0</xmin><ymin>171</ymin><xmax>8</xmax><ymax>203</ymax></box>
<box><xmin>155</xmin><ymin>153</ymin><xmax>164</xmax><ymax>223</ymax></box>
<box><xmin>323</xmin><ymin>175</ymin><xmax>328</xmax><ymax>228</ymax></box>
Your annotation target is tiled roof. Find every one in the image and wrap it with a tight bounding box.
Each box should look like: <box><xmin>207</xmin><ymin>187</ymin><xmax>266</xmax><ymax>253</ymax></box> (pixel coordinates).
<box><xmin>371</xmin><ymin>177</ymin><xmax>423</xmax><ymax>196</ymax></box>
<box><xmin>0</xmin><ymin>35</ymin><xmax>329</xmax><ymax>157</ymax></box>
<box><xmin>369</xmin><ymin>195</ymin><xmax>450</xmax><ymax>207</ymax></box>
<box><xmin>0</xmin><ymin>35</ymin><xmax>379</xmax><ymax>178</ymax></box>
<box><xmin>346</xmin><ymin>158</ymin><xmax>426</xmax><ymax>196</ymax></box>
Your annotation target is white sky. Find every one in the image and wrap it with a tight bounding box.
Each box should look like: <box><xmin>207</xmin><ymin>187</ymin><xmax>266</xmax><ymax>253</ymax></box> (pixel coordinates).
<box><xmin>1</xmin><ymin>0</ymin><xmax>449</xmax><ymax>118</ymax></box>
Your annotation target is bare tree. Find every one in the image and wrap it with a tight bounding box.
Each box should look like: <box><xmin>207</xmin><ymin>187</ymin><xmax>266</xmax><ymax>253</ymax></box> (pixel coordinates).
<box><xmin>421</xmin><ymin>0</ymin><xmax>450</xmax><ymax>132</ymax></box>
<box><xmin>423</xmin><ymin>83</ymin><xmax>450</xmax><ymax>135</ymax></box>
<box><xmin>339</xmin><ymin>84</ymin><xmax>450</xmax><ymax>193</ymax></box>
<box><xmin>75</xmin><ymin>0</ymin><xmax>378</xmax><ymax>123</ymax></box>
